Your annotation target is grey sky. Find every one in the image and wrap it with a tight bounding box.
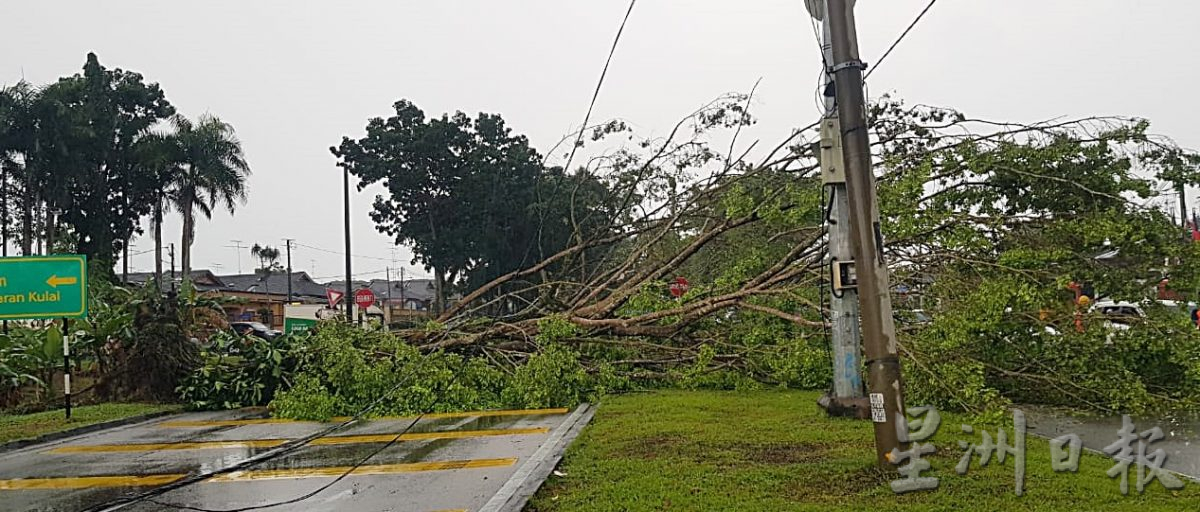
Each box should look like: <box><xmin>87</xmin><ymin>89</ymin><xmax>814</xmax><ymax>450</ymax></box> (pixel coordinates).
<box><xmin>2</xmin><ymin>1</ymin><xmax>1196</xmax><ymax>281</ymax></box>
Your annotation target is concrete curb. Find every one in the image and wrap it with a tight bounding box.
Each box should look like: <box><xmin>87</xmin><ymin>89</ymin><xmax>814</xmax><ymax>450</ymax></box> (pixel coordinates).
<box><xmin>478</xmin><ymin>403</ymin><xmax>597</xmax><ymax>512</ymax></box>
<box><xmin>0</xmin><ymin>409</ymin><xmax>180</xmax><ymax>455</ymax></box>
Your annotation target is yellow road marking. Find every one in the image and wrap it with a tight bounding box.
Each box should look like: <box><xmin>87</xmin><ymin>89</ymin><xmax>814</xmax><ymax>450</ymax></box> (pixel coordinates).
<box><xmin>50</xmin><ymin>427</ymin><xmax>550</xmax><ymax>453</ymax></box>
<box><xmin>0</xmin><ymin>474</ymin><xmax>184</xmax><ymax>490</ymax></box>
<box><xmin>157</xmin><ymin>407</ymin><xmax>570</xmax><ymax>428</ymax></box>
<box><xmin>0</xmin><ymin>457</ymin><xmax>517</xmax><ymax>490</ymax></box>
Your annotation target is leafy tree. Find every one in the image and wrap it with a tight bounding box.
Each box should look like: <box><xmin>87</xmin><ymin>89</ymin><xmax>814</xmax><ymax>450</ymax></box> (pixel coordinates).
<box><xmin>40</xmin><ymin>53</ymin><xmax>175</xmax><ymax>266</ymax></box>
<box><xmin>333</xmin><ymin>100</ymin><xmax>612</xmax><ymax>312</ymax></box>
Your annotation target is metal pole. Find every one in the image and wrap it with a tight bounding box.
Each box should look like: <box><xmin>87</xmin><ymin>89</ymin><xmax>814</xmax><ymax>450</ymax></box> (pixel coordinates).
<box><xmin>817</xmin><ymin>1</ymin><xmax>864</xmax><ymax>405</ymax></box>
<box><xmin>62</xmin><ymin>318</ymin><xmax>71</xmax><ymax>420</ymax></box>
<box><xmin>285</xmin><ymin>238</ymin><xmax>294</xmax><ymax>302</ymax></box>
<box><xmin>2</xmin><ymin>165</ymin><xmax>8</xmax><ymax>334</ymax></box>
<box><xmin>827</xmin><ymin>0</ymin><xmax>907</xmax><ymax>466</ymax></box>
<box><xmin>343</xmin><ymin>165</ymin><xmax>354</xmax><ymax>324</ymax></box>
<box><xmin>1179</xmin><ymin>184</ymin><xmax>1189</xmax><ymax>239</ymax></box>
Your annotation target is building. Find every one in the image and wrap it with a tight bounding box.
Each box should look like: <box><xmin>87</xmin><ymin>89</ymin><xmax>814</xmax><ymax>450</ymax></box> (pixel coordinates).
<box><xmin>215</xmin><ymin>270</ymin><xmax>329</xmax><ymax>329</ymax></box>
<box><xmin>325</xmin><ymin>277</ymin><xmax>438</xmax><ymax>325</ymax></box>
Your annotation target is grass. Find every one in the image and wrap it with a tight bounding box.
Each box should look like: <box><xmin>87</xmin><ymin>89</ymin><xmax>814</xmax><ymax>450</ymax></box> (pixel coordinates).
<box><xmin>0</xmin><ymin>403</ymin><xmax>179</xmax><ymax>444</ymax></box>
<box><xmin>528</xmin><ymin>390</ymin><xmax>1200</xmax><ymax>511</ymax></box>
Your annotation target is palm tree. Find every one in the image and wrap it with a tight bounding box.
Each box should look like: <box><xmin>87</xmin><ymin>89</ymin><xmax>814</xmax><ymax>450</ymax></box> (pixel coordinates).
<box><xmin>169</xmin><ymin>114</ymin><xmax>250</xmax><ymax>282</ymax></box>
<box><xmin>132</xmin><ymin>131</ymin><xmax>181</xmax><ymax>288</ymax></box>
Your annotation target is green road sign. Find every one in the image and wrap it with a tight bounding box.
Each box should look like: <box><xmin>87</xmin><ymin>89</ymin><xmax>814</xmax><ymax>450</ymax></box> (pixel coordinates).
<box><xmin>0</xmin><ymin>255</ymin><xmax>88</xmax><ymax>320</ymax></box>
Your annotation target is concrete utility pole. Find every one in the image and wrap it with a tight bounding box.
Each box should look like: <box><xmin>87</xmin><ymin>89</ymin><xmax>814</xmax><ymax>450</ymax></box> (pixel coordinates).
<box><xmin>826</xmin><ymin>0</ymin><xmax>907</xmax><ymax>466</ymax></box>
<box><xmin>809</xmin><ymin>0</ymin><xmax>865</xmax><ymax>413</ymax></box>
<box><xmin>284</xmin><ymin>238</ymin><xmax>294</xmax><ymax>302</ymax></box>
<box><xmin>343</xmin><ymin>163</ymin><xmax>354</xmax><ymax>324</ymax></box>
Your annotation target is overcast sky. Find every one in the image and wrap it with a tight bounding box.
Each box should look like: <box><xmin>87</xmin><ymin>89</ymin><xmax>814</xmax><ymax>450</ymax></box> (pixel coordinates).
<box><xmin>2</xmin><ymin>1</ymin><xmax>1196</xmax><ymax>281</ymax></box>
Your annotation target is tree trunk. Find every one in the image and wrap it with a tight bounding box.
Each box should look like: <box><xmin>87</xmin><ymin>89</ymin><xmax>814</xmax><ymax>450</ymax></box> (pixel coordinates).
<box><xmin>153</xmin><ymin>198</ymin><xmax>163</xmax><ymax>291</ymax></box>
<box><xmin>180</xmin><ymin>192</ymin><xmax>194</xmax><ymax>283</ymax></box>
<box><xmin>20</xmin><ymin>184</ymin><xmax>32</xmax><ymax>256</ymax></box>
<box><xmin>433</xmin><ymin>267</ymin><xmax>446</xmax><ymax>316</ymax></box>
<box><xmin>43</xmin><ymin>206</ymin><xmax>55</xmax><ymax>255</ymax></box>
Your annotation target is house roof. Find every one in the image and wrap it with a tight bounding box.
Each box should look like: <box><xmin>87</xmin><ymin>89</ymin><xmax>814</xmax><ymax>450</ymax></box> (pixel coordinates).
<box><xmin>324</xmin><ymin>278</ymin><xmax>437</xmax><ymax>302</ymax></box>
<box><xmin>120</xmin><ymin>270</ymin><xmax>227</xmax><ymax>292</ymax></box>
<box><xmin>216</xmin><ymin>270</ymin><xmax>328</xmax><ymax>298</ymax></box>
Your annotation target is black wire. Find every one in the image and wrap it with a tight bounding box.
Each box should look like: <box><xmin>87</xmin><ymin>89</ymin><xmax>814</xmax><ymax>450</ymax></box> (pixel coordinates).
<box><xmin>147</xmin><ymin>414</ymin><xmax>427</xmax><ymax>512</ymax></box>
<box><xmin>559</xmin><ymin>0</ymin><xmax>636</xmax><ymax>182</ymax></box>
<box><xmin>864</xmin><ymin>0</ymin><xmax>938</xmax><ymax>80</ymax></box>
<box><xmin>528</xmin><ymin>0</ymin><xmax>637</xmax><ymax>267</ymax></box>
<box><xmin>89</xmin><ymin>371</ymin><xmax>425</xmax><ymax>512</ymax></box>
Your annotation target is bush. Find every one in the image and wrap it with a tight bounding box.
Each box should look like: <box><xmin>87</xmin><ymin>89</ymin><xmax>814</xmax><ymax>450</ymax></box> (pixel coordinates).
<box><xmin>177</xmin><ymin>331</ymin><xmax>307</xmax><ymax>410</ymax></box>
<box><xmin>267</xmin><ymin>322</ymin><xmax>612</xmax><ymax>420</ymax></box>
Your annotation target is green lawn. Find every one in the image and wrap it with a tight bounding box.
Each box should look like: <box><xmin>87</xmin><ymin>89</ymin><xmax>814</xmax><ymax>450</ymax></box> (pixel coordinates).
<box><xmin>0</xmin><ymin>403</ymin><xmax>179</xmax><ymax>444</ymax></box>
<box><xmin>529</xmin><ymin>390</ymin><xmax>1200</xmax><ymax>511</ymax></box>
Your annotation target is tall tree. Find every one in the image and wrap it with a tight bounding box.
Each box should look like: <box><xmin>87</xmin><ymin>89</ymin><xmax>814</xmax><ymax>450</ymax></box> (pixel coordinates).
<box><xmin>0</xmin><ymin>81</ymin><xmax>42</xmax><ymax>256</ymax></box>
<box><xmin>131</xmin><ymin>131</ymin><xmax>181</xmax><ymax>287</ymax></box>
<box><xmin>43</xmin><ymin>53</ymin><xmax>175</xmax><ymax>266</ymax></box>
<box><xmin>332</xmin><ymin>100</ymin><xmax>611</xmax><ymax>312</ymax></box>
<box><xmin>168</xmin><ymin>114</ymin><xmax>250</xmax><ymax>282</ymax></box>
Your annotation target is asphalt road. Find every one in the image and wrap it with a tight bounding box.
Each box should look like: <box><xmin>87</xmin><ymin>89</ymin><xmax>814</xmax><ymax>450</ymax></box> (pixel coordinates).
<box><xmin>0</xmin><ymin>406</ymin><xmax>589</xmax><ymax>512</ymax></box>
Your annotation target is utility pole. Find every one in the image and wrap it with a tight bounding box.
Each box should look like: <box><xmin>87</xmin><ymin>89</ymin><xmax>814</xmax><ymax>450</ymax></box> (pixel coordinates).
<box><xmin>1179</xmin><ymin>184</ymin><xmax>1189</xmax><ymax>239</ymax></box>
<box><xmin>400</xmin><ymin>268</ymin><xmax>406</xmax><ymax>309</ymax></box>
<box><xmin>827</xmin><ymin>0</ymin><xmax>907</xmax><ymax>466</ymax></box>
<box><xmin>809</xmin><ymin>0</ymin><xmax>865</xmax><ymax>414</ymax></box>
<box><xmin>284</xmin><ymin>238</ymin><xmax>294</xmax><ymax>302</ymax></box>
<box><xmin>343</xmin><ymin>163</ymin><xmax>354</xmax><ymax>325</ymax></box>
<box><xmin>122</xmin><ymin>244</ymin><xmax>129</xmax><ymax>284</ymax></box>
<box><xmin>169</xmin><ymin>243</ymin><xmax>176</xmax><ymax>281</ymax></box>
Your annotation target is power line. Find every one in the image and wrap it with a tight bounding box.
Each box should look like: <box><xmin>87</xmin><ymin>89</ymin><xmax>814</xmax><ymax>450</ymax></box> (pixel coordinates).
<box><xmin>530</xmin><ymin>0</ymin><xmax>637</xmax><ymax>266</ymax></box>
<box><xmin>292</xmin><ymin>242</ymin><xmax>392</xmax><ymax>262</ymax></box>
<box><xmin>864</xmin><ymin>0</ymin><xmax>938</xmax><ymax>80</ymax></box>
<box><xmin>561</xmin><ymin>0</ymin><xmax>637</xmax><ymax>176</ymax></box>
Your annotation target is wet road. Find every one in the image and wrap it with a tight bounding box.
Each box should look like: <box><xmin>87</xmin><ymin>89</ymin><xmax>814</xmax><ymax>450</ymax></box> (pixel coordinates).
<box><xmin>0</xmin><ymin>406</ymin><xmax>586</xmax><ymax>511</ymax></box>
<box><xmin>1025</xmin><ymin>408</ymin><xmax>1200</xmax><ymax>480</ymax></box>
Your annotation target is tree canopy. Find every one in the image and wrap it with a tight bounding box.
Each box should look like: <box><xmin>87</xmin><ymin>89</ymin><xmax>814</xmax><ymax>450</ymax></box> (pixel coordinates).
<box><xmin>332</xmin><ymin>99</ymin><xmax>618</xmax><ymax>308</ymax></box>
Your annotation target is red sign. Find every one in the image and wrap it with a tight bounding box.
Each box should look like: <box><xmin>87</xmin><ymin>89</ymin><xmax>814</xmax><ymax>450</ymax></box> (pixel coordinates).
<box><xmin>668</xmin><ymin>276</ymin><xmax>689</xmax><ymax>298</ymax></box>
<box><xmin>355</xmin><ymin>288</ymin><xmax>376</xmax><ymax>309</ymax></box>
<box><xmin>326</xmin><ymin>288</ymin><xmax>344</xmax><ymax>308</ymax></box>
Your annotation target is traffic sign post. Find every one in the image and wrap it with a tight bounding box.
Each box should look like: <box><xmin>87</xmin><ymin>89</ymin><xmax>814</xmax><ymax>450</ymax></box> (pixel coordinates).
<box><xmin>0</xmin><ymin>255</ymin><xmax>88</xmax><ymax>420</ymax></box>
<box><xmin>0</xmin><ymin>255</ymin><xmax>88</xmax><ymax>320</ymax></box>
<box><xmin>669</xmin><ymin>276</ymin><xmax>689</xmax><ymax>299</ymax></box>
<box><xmin>355</xmin><ymin>289</ymin><xmax>375</xmax><ymax>327</ymax></box>
<box><xmin>326</xmin><ymin>288</ymin><xmax>345</xmax><ymax>309</ymax></box>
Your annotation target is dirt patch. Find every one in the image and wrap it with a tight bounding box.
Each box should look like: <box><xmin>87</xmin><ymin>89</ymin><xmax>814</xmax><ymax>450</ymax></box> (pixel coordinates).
<box><xmin>784</xmin><ymin>464</ymin><xmax>892</xmax><ymax>501</ymax></box>
<box><xmin>729</xmin><ymin>442</ymin><xmax>830</xmax><ymax>465</ymax></box>
<box><xmin>617</xmin><ymin>437</ymin><xmax>829</xmax><ymax>465</ymax></box>
<box><xmin>615</xmin><ymin>434</ymin><xmax>690</xmax><ymax>459</ymax></box>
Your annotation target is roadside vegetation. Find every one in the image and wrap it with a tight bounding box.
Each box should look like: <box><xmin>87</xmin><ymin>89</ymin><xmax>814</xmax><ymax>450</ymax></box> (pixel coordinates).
<box><xmin>528</xmin><ymin>390</ymin><xmax>1200</xmax><ymax>511</ymax></box>
<box><xmin>5</xmin><ymin>54</ymin><xmax>1200</xmax><ymax>428</ymax></box>
<box><xmin>0</xmin><ymin>402</ymin><xmax>178</xmax><ymax>445</ymax></box>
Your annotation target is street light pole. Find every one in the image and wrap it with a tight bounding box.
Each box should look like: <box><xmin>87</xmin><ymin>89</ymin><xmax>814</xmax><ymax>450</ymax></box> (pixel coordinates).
<box><xmin>343</xmin><ymin>165</ymin><xmax>354</xmax><ymax>324</ymax></box>
<box><xmin>826</xmin><ymin>0</ymin><xmax>907</xmax><ymax>466</ymax></box>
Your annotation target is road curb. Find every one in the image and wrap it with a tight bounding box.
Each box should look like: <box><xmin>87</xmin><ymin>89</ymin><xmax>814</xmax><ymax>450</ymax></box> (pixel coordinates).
<box><xmin>0</xmin><ymin>409</ymin><xmax>180</xmax><ymax>455</ymax></box>
<box><xmin>478</xmin><ymin>403</ymin><xmax>597</xmax><ymax>512</ymax></box>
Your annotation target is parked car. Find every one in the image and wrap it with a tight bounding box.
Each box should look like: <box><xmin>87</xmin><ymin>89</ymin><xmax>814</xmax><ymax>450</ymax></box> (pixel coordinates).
<box><xmin>230</xmin><ymin>321</ymin><xmax>282</xmax><ymax>340</ymax></box>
